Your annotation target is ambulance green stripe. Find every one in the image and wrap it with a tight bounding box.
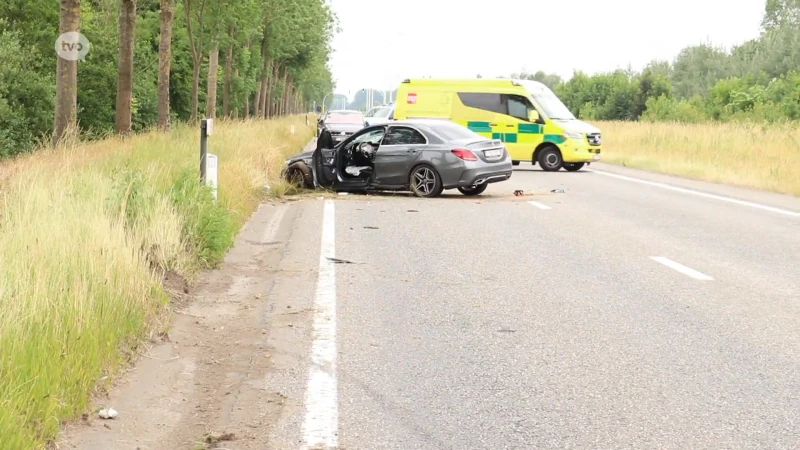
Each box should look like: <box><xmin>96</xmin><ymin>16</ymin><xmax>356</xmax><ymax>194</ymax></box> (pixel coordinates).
<box><xmin>467</xmin><ymin>121</ymin><xmax>493</xmax><ymax>133</ymax></box>
<box><xmin>518</xmin><ymin>123</ymin><xmax>543</xmax><ymax>134</ymax></box>
<box><xmin>544</xmin><ymin>134</ymin><xmax>567</xmax><ymax>144</ymax></box>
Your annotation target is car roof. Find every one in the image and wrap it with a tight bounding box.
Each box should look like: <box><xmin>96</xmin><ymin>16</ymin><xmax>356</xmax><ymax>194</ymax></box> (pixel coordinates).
<box><xmin>388</xmin><ymin>118</ymin><xmax>456</xmax><ymax>128</ymax></box>
<box><xmin>326</xmin><ymin>109</ymin><xmax>362</xmax><ymax>114</ymax></box>
<box><xmin>380</xmin><ymin>119</ymin><xmax>489</xmax><ymax>140</ymax></box>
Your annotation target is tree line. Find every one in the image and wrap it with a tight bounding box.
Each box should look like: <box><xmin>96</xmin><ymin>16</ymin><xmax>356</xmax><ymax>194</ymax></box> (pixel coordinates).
<box><xmin>0</xmin><ymin>0</ymin><xmax>336</xmax><ymax>157</ymax></box>
<box><xmin>510</xmin><ymin>0</ymin><xmax>799</xmax><ymax>124</ymax></box>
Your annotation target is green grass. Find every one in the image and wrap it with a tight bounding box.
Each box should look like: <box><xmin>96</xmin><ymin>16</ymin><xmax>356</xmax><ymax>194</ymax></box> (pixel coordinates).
<box><xmin>0</xmin><ymin>116</ymin><xmax>315</xmax><ymax>449</ymax></box>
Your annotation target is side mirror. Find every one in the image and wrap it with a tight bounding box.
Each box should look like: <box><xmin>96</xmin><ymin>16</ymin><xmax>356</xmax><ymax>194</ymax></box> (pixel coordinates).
<box><xmin>528</xmin><ymin>110</ymin><xmax>540</xmax><ymax>123</ymax></box>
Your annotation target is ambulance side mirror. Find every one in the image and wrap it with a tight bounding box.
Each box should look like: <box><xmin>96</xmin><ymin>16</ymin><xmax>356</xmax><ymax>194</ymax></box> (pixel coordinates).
<box><xmin>528</xmin><ymin>110</ymin><xmax>540</xmax><ymax>123</ymax></box>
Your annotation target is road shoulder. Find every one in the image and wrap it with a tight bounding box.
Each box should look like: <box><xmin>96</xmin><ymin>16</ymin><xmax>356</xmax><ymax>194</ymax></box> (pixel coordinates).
<box><xmin>57</xmin><ymin>198</ymin><xmax>321</xmax><ymax>450</ymax></box>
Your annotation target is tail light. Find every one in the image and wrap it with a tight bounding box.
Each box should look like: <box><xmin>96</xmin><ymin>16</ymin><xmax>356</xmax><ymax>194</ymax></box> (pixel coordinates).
<box><xmin>451</xmin><ymin>148</ymin><xmax>477</xmax><ymax>161</ymax></box>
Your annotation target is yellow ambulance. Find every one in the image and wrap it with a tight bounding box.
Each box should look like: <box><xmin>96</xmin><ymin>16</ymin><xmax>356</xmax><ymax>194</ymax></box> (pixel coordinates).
<box><xmin>392</xmin><ymin>78</ymin><xmax>602</xmax><ymax>171</ymax></box>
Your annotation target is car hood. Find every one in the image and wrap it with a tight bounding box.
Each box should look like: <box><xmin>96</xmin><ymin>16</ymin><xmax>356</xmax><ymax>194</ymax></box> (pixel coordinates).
<box><xmin>551</xmin><ymin>119</ymin><xmax>601</xmax><ymax>134</ymax></box>
<box><xmin>325</xmin><ymin>123</ymin><xmax>364</xmax><ymax>133</ymax></box>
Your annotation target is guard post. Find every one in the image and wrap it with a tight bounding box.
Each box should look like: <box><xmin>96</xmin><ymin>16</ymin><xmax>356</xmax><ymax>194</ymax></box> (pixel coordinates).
<box><xmin>199</xmin><ymin>118</ymin><xmax>217</xmax><ymax>202</ymax></box>
<box><xmin>200</xmin><ymin>118</ymin><xmax>212</xmax><ymax>182</ymax></box>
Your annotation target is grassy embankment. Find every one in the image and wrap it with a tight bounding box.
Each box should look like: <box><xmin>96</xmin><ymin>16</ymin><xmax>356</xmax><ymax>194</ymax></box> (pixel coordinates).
<box><xmin>593</xmin><ymin>120</ymin><xmax>800</xmax><ymax>196</ymax></box>
<box><xmin>0</xmin><ymin>116</ymin><xmax>313</xmax><ymax>449</ymax></box>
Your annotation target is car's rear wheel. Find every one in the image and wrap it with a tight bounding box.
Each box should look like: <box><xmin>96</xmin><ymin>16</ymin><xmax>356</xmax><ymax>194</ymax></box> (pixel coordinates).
<box><xmin>457</xmin><ymin>183</ymin><xmax>488</xmax><ymax>196</ymax></box>
<box><xmin>409</xmin><ymin>164</ymin><xmax>443</xmax><ymax>198</ymax></box>
<box><xmin>563</xmin><ymin>162</ymin><xmax>585</xmax><ymax>172</ymax></box>
<box><xmin>537</xmin><ymin>146</ymin><xmax>563</xmax><ymax>171</ymax></box>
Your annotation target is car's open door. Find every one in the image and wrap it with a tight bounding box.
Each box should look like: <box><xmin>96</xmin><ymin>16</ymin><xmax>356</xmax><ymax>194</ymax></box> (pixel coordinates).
<box><xmin>311</xmin><ymin>145</ymin><xmax>337</xmax><ymax>188</ymax></box>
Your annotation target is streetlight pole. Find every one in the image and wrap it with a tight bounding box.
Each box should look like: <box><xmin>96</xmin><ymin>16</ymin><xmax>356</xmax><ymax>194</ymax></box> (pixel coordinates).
<box><xmin>321</xmin><ymin>91</ymin><xmax>335</xmax><ymax>112</ymax></box>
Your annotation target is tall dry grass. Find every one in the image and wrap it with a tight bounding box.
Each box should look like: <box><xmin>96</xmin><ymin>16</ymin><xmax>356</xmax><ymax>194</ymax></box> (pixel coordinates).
<box><xmin>0</xmin><ymin>116</ymin><xmax>314</xmax><ymax>448</ymax></box>
<box><xmin>592</xmin><ymin>120</ymin><xmax>800</xmax><ymax>196</ymax></box>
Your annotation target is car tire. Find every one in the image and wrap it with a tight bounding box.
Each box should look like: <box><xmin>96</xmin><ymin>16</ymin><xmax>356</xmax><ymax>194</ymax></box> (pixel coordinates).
<box><xmin>563</xmin><ymin>162</ymin><xmax>585</xmax><ymax>172</ymax></box>
<box><xmin>409</xmin><ymin>164</ymin><xmax>444</xmax><ymax>198</ymax></box>
<box><xmin>285</xmin><ymin>163</ymin><xmax>310</xmax><ymax>188</ymax></box>
<box><xmin>457</xmin><ymin>183</ymin><xmax>488</xmax><ymax>196</ymax></box>
<box><xmin>537</xmin><ymin>146</ymin><xmax>563</xmax><ymax>171</ymax></box>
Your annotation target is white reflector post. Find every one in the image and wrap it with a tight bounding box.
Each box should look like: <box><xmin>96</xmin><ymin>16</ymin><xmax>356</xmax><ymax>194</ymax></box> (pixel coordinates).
<box><xmin>206</xmin><ymin>153</ymin><xmax>218</xmax><ymax>201</ymax></box>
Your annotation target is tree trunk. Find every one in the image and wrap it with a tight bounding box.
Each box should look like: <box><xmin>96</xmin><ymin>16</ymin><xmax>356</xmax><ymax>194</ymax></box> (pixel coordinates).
<box><xmin>53</xmin><ymin>0</ymin><xmax>81</xmax><ymax>145</ymax></box>
<box><xmin>156</xmin><ymin>0</ymin><xmax>174</xmax><ymax>130</ymax></box>
<box><xmin>191</xmin><ymin>64</ymin><xmax>201</xmax><ymax>121</ymax></box>
<box><xmin>280</xmin><ymin>72</ymin><xmax>289</xmax><ymax>116</ymax></box>
<box><xmin>206</xmin><ymin>41</ymin><xmax>219</xmax><ymax>119</ymax></box>
<box><xmin>185</xmin><ymin>0</ymin><xmax>205</xmax><ymax>121</ymax></box>
<box><xmin>255</xmin><ymin>27</ymin><xmax>269</xmax><ymax>118</ymax></box>
<box><xmin>115</xmin><ymin>0</ymin><xmax>136</xmax><ymax>135</ymax></box>
<box><xmin>259</xmin><ymin>60</ymin><xmax>271</xmax><ymax>117</ymax></box>
<box><xmin>266</xmin><ymin>62</ymin><xmax>279</xmax><ymax>118</ymax></box>
<box><xmin>222</xmin><ymin>25</ymin><xmax>234</xmax><ymax>118</ymax></box>
<box><xmin>244</xmin><ymin>92</ymin><xmax>249</xmax><ymax>119</ymax></box>
<box><xmin>285</xmin><ymin>83</ymin><xmax>292</xmax><ymax>115</ymax></box>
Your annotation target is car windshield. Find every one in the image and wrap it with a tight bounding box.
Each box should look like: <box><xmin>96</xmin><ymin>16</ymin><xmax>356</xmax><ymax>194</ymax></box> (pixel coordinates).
<box><xmin>429</xmin><ymin>121</ymin><xmax>483</xmax><ymax>141</ymax></box>
<box><xmin>530</xmin><ymin>90</ymin><xmax>575</xmax><ymax>120</ymax></box>
<box><xmin>326</xmin><ymin>112</ymin><xmax>363</xmax><ymax>124</ymax></box>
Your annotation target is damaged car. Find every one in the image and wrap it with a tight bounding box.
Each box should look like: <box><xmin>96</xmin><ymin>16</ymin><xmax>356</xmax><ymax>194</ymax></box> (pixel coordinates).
<box><xmin>283</xmin><ymin>119</ymin><xmax>513</xmax><ymax>198</ymax></box>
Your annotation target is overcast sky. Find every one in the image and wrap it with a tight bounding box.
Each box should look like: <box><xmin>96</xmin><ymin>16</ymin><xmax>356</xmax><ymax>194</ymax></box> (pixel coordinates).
<box><xmin>327</xmin><ymin>0</ymin><xmax>765</xmax><ymax>100</ymax></box>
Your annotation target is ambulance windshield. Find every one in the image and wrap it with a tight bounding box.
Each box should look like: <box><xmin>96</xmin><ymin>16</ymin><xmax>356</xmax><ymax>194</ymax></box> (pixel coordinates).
<box><xmin>517</xmin><ymin>80</ymin><xmax>576</xmax><ymax>120</ymax></box>
<box><xmin>531</xmin><ymin>90</ymin><xmax>576</xmax><ymax>120</ymax></box>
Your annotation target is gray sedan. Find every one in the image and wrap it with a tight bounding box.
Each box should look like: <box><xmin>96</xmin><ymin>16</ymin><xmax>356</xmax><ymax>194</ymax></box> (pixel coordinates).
<box><xmin>283</xmin><ymin>119</ymin><xmax>513</xmax><ymax>197</ymax></box>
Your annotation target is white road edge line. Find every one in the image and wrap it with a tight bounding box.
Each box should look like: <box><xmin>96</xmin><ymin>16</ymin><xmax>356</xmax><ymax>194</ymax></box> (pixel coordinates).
<box><xmin>301</xmin><ymin>199</ymin><xmax>338</xmax><ymax>449</ymax></box>
<box><xmin>650</xmin><ymin>256</ymin><xmax>714</xmax><ymax>281</ymax></box>
<box><xmin>591</xmin><ymin>169</ymin><xmax>800</xmax><ymax>218</ymax></box>
<box><xmin>528</xmin><ymin>200</ymin><xmax>552</xmax><ymax>210</ymax></box>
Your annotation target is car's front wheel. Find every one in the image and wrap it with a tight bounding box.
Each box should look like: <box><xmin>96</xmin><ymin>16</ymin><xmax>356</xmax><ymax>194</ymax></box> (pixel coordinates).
<box><xmin>409</xmin><ymin>164</ymin><xmax>443</xmax><ymax>198</ymax></box>
<box><xmin>563</xmin><ymin>162</ymin><xmax>585</xmax><ymax>172</ymax></box>
<box><xmin>457</xmin><ymin>183</ymin><xmax>488</xmax><ymax>196</ymax></box>
<box><xmin>285</xmin><ymin>163</ymin><xmax>311</xmax><ymax>188</ymax></box>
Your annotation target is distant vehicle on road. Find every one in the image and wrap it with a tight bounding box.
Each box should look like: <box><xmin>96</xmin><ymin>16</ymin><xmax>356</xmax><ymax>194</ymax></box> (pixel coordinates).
<box><xmin>363</xmin><ymin>104</ymin><xmax>395</xmax><ymax>126</ymax></box>
<box><xmin>283</xmin><ymin>119</ymin><xmax>512</xmax><ymax>198</ymax></box>
<box><xmin>317</xmin><ymin>110</ymin><xmax>366</xmax><ymax>144</ymax></box>
<box><xmin>393</xmin><ymin>78</ymin><xmax>602</xmax><ymax>172</ymax></box>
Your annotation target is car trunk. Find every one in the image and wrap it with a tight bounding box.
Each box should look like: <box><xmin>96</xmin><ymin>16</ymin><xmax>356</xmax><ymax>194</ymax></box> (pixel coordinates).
<box><xmin>451</xmin><ymin>138</ymin><xmax>507</xmax><ymax>163</ymax></box>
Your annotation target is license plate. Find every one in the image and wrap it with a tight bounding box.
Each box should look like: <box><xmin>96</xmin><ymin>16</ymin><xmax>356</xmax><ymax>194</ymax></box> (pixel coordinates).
<box><xmin>484</xmin><ymin>149</ymin><xmax>501</xmax><ymax>158</ymax></box>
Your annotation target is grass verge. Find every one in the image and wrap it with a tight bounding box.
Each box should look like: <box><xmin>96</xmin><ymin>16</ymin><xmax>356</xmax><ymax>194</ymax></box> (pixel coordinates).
<box><xmin>592</xmin><ymin>120</ymin><xmax>800</xmax><ymax>196</ymax></box>
<box><xmin>0</xmin><ymin>115</ymin><xmax>314</xmax><ymax>449</ymax></box>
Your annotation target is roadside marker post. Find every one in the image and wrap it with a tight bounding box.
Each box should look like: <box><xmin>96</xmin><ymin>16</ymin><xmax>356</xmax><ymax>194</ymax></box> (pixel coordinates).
<box><xmin>206</xmin><ymin>153</ymin><xmax>218</xmax><ymax>201</ymax></box>
<box><xmin>200</xmin><ymin>118</ymin><xmax>218</xmax><ymax>202</ymax></box>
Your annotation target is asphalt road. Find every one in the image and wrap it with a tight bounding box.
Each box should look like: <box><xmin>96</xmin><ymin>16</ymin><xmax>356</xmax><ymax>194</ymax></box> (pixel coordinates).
<box><xmin>277</xmin><ymin>162</ymin><xmax>800</xmax><ymax>450</ymax></box>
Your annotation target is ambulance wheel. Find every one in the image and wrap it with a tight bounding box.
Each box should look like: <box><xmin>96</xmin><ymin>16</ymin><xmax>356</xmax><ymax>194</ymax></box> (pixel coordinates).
<box><xmin>537</xmin><ymin>146</ymin><xmax>563</xmax><ymax>172</ymax></box>
<box><xmin>563</xmin><ymin>162</ymin><xmax>585</xmax><ymax>172</ymax></box>
<box><xmin>512</xmin><ymin>161</ymin><xmax>520</xmax><ymax>166</ymax></box>
<box><xmin>458</xmin><ymin>183</ymin><xmax>488</xmax><ymax>196</ymax></box>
